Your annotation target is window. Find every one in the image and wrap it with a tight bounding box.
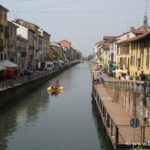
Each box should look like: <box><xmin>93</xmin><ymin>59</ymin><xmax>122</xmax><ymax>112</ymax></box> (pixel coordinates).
<box><xmin>146</xmin><ymin>49</ymin><xmax>149</xmax><ymax>68</ymax></box>
<box><xmin>0</xmin><ymin>24</ymin><xmax>3</xmax><ymax>32</ymax></box>
<box><xmin>4</xmin><ymin>54</ymin><xmax>6</xmax><ymax>60</ymax></box>
<box><xmin>137</xmin><ymin>58</ymin><xmax>140</xmax><ymax>70</ymax></box>
<box><xmin>0</xmin><ymin>12</ymin><xmax>2</xmax><ymax>21</ymax></box>
<box><xmin>4</xmin><ymin>14</ymin><xmax>6</xmax><ymax>21</ymax></box>
<box><xmin>0</xmin><ymin>39</ymin><xmax>3</xmax><ymax>45</ymax></box>
<box><xmin>0</xmin><ymin>53</ymin><xmax>3</xmax><ymax>60</ymax></box>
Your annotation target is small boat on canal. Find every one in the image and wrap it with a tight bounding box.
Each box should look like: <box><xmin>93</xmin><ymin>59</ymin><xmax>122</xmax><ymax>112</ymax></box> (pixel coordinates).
<box><xmin>47</xmin><ymin>80</ymin><xmax>63</xmax><ymax>95</ymax></box>
<box><xmin>47</xmin><ymin>85</ymin><xmax>63</xmax><ymax>94</ymax></box>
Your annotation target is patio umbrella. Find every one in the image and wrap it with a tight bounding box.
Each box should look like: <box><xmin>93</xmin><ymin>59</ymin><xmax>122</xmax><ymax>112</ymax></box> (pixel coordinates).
<box><xmin>112</xmin><ymin>69</ymin><xmax>127</xmax><ymax>73</ymax></box>
<box><xmin>0</xmin><ymin>65</ymin><xmax>6</xmax><ymax>71</ymax></box>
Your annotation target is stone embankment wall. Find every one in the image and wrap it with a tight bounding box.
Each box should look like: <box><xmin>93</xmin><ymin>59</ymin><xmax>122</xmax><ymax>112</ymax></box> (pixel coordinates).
<box><xmin>0</xmin><ymin>72</ymin><xmax>53</xmax><ymax>108</ymax></box>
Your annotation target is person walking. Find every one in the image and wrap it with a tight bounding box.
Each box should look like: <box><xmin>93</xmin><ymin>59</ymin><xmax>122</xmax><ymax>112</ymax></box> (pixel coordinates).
<box><xmin>140</xmin><ymin>71</ymin><xmax>146</xmax><ymax>81</ymax></box>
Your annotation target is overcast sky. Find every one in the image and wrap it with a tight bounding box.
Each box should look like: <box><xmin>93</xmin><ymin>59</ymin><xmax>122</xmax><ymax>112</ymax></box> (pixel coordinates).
<box><xmin>0</xmin><ymin>0</ymin><xmax>149</xmax><ymax>57</ymax></box>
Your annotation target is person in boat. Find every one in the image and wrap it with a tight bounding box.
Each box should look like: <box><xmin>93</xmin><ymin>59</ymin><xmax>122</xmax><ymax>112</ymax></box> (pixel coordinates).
<box><xmin>55</xmin><ymin>80</ymin><xmax>60</xmax><ymax>88</ymax></box>
<box><xmin>51</xmin><ymin>80</ymin><xmax>60</xmax><ymax>91</ymax></box>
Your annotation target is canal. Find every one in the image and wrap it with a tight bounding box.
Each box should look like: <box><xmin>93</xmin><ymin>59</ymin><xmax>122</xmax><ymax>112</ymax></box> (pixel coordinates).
<box><xmin>0</xmin><ymin>63</ymin><xmax>113</xmax><ymax>150</ymax></box>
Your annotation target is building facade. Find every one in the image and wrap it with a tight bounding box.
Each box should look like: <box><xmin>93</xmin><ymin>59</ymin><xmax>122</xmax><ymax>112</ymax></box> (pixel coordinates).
<box><xmin>13</xmin><ymin>19</ymin><xmax>50</xmax><ymax>69</ymax></box>
<box><xmin>7</xmin><ymin>21</ymin><xmax>18</xmax><ymax>63</ymax></box>
<box><xmin>0</xmin><ymin>5</ymin><xmax>9</xmax><ymax>61</ymax></box>
<box><xmin>126</xmin><ymin>32</ymin><xmax>150</xmax><ymax>76</ymax></box>
<box><xmin>43</xmin><ymin>31</ymin><xmax>50</xmax><ymax>61</ymax></box>
<box><xmin>16</xmin><ymin>35</ymin><xmax>28</xmax><ymax>70</ymax></box>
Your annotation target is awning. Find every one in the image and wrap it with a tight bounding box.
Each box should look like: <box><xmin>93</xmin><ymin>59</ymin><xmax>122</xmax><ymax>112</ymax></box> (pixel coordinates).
<box><xmin>0</xmin><ymin>60</ymin><xmax>19</xmax><ymax>68</ymax></box>
<box><xmin>0</xmin><ymin>65</ymin><xmax>6</xmax><ymax>71</ymax></box>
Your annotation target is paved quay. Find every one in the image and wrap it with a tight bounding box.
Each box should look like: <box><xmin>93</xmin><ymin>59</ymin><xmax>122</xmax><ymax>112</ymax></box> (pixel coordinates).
<box><xmin>95</xmin><ymin>84</ymin><xmax>132</xmax><ymax>125</ymax></box>
<box><xmin>89</xmin><ymin>62</ymin><xmax>150</xmax><ymax>149</ymax></box>
<box><xmin>93</xmin><ymin>83</ymin><xmax>150</xmax><ymax>149</ymax></box>
<box><xmin>94</xmin><ymin>84</ymin><xmax>132</xmax><ymax>138</ymax></box>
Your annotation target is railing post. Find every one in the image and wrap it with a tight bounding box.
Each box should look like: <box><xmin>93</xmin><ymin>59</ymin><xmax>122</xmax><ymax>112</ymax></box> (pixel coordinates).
<box><xmin>143</xmin><ymin>126</ymin><xmax>145</xmax><ymax>142</ymax></box>
<box><xmin>115</xmin><ymin>126</ymin><xmax>119</xmax><ymax>145</ymax></box>
<box><xmin>111</xmin><ymin>119</ymin><xmax>113</xmax><ymax>136</ymax></box>
<box><xmin>106</xmin><ymin>114</ymin><xmax>110</xmax><ymax>127</ymax></box>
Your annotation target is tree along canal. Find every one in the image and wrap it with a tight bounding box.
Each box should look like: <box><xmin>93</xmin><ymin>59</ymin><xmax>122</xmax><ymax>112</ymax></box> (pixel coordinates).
<box><xmin>0</xmin><ymin>63</ymin><xmax>114</xmax><ymax>150</ymax></box>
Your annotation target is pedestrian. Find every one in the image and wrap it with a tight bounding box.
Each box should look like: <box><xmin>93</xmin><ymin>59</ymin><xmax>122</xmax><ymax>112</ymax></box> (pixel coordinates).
<box><xmin>130</xmin><ymin>75</ymin><xmax>133</xmax><ymax>80</ymax></box>
<box><xmin>55</xmin><ymin>80</ymin><xmax>60</xmax><ymax>88</ymax></box>
<box><xmin>140</xmin><ymin>71</ymin><xmax>146</xmax><ymax>81</ymax></box>
<box><xmin>134</xmin><ymin>72</ymin><xmax>138</xmax><ymax>81</ymax></box>
<box><xmin>125</xmin><ymin>74</ymin><xmax>130</xmax><ymax>80</ymax></box>
<box><xmin>121</xmin><ymin>75</ymin><xmax>125</xmax><ymax>80</ymax></box>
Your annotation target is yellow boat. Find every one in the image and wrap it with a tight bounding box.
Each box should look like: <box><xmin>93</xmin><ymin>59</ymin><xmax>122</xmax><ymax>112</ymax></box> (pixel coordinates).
<box><xmin>47</xmin><ymin>85</ymin><xmax>64</xmax><ymax>94</ymax></box>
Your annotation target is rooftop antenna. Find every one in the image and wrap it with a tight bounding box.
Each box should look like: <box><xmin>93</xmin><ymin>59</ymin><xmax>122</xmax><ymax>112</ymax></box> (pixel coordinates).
<box><xmin>13</xmin><ymin>13</ymin><xmax>16</xmax><ymax>20</ymax></box>
<box><xmin>146</xmin><ymin>0</ymin><xmax>148</xmax><ymax>14</ymax></box>
<box><xmin>144</xmin><ymin>0</ymin><xmax>148</xmax><ymax>26</ymax></box>
<box><xmin>126</xmin><ymin>20</ymin><xmax>130</xmax><ymax>31</ymax></box>
<box><xmin>34</xmin><ymin>18</ymin><xmax>37</xmax><ymax>25</ymax></box>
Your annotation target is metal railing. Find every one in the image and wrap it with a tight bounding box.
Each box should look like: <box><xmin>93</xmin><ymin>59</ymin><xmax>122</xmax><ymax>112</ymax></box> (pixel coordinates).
<box><xmin>0</xmin><ymin>61</ymin><xmax>80</xmax><ymax>91</ymax></box>
<box><xmin>92</xmin><ymin>84</ymin><xmax>150</xmax><ymax>149</ymax></box>
<box><xmin>0</xmin><ymin>70</ymin><xmax>52</xmax><ymax>91</ymax></box>
<box><xmin>116</xmin><ymin>125</ymin><xmax>150</xmax><ymax>146</ymax></box>
<box><xmin>103</xmin><ymin>80</ymin><xmax>147</xmax><ymax>93</ymax></box>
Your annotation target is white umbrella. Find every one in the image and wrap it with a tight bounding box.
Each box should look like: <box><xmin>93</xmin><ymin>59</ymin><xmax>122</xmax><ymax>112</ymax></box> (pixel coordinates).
<box><xmin>0</xmin><ymin>65</ymin><xmax>6</xmax><ymax>71</ymax></box>
<box><xmin>0</xmin><ymin>60</ymin><xmax>19</xmax><ymax>68</ymax></box>
<box><xmin>112</xmin><ymin>69</ymin><xmax>127</xmax><ymax>73</ymax></box>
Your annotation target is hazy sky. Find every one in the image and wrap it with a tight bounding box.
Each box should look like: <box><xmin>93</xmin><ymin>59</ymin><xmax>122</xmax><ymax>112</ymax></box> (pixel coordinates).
<box><xmin>0</xmin><ymin>0</ymin><xmax>149</xmax><ymax>56</ymax></box>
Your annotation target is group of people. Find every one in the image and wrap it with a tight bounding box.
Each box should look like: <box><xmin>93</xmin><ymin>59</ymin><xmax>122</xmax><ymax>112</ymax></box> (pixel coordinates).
<box><xmin>119</xmin><ymin>71</ymin><xmax>146</xmax><ymax>81</ymax></box>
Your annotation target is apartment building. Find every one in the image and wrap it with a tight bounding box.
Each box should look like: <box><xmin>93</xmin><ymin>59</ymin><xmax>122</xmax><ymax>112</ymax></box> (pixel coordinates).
<box><xmin>16</xmin><ymin>35</ymin><xmax>28</xmax><ymax>70</ymax></box>
<box><xmin>43</xmin><ymin>31</ymin><xmax>50</xmax><ymax>61</ymax></box>
<box><xmin>120</xmin><ymin>31</ymin><xmax>150</xmax><ymax>76</ymax></box>
<box><xmin>0</xmin><ymin>5</ymin><xmax>9</xmax><ymax>61</ymax></box>
<box><xmin>59</xmin><ymin>40</ymin><xmax>72</xmax><ymax>61</ymax></box>
<box><xmin>13</xmin><ymin>19</ymin><xmax>51</xmax><ymax>69</ymax></box>
<box><xmin>7</xmin><ymin>21</ymin><xmax>18</xmax><ymax>63</ymax></box>
<box><xmin>117</xmin><ymin>31</ymin><xmax>136</xmax><ymax>72</ymax></box>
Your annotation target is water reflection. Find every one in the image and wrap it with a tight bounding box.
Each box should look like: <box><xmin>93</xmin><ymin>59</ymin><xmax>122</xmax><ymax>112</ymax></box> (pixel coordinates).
<box><xmin>0</xmin><ymin>63</ymin><xmax>115</xmax><ymax>150</ymax></box>
<box><xmin>91</xmin><ymin>99</ymin><xmax>114</xmax><ymax>150</ymax></box>
<box><xmin>0</xmin><ymin>83</ymin><xmax>50</xmax><ymax>150</ymax></box>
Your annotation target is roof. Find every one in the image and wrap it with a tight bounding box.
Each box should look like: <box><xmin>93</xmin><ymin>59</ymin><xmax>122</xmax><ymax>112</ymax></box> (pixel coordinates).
<box><xmin>43</xmin><ymin>30</ymin><xmax>51</xmax><ymax>36</ymax></box>
<box><xmin>8</xmin><ymin>21</ymin><xmax>18</xmax><ymax>28</ymax></box>
<box><xmin>103</xmin><ymin>36</ymin><xmax>117</xmax><ymax>41</ymax></box>
<box><xmin>95</xmin><ymin>40</ymin><xmax>104</xmax><ymax>46</ymax></box>
<box><xmin>118</xmin><ymin>31</ymin><xmax>150</xmax><ymax>44</ymax></box>
<box><xmin>0</xmin><ymin>5</ymin><xmax>9</xmax><ymax>12</ymax></box>
<box><xmin>59</xmin><ymin>40</ymin><xmax>71</xmax><ymax>44</ymax></box>
<box><xmin>102</xmin><ymin>43</ymin><xmax>109</xmax><ymax>50</ymax></box>
<box><xmin>117</xmin><ymin>31</ymin><xmax>132</xmax><ymax>38</ymax></box>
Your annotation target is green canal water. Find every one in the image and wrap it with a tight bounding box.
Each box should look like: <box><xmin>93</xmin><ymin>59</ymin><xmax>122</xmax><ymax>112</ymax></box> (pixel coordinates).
<box><xmin>0</xmin><ymin>63</ymin><xmax>114</xmax><ymax>150</ymax></box>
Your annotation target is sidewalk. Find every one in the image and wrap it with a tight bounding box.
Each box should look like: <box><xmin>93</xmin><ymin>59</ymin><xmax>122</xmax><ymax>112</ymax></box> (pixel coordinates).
<box><xmin>93</xmin><ymin>83</ymin><xmax>150</xmax><ymax>148</ymax></box>
<box><xmin>88</xmin><ymin>61</ymin><xmax>117</xmax><ymax>82</ymax></box>
<box><xmin>90</xmin><ymin>62</ymin><xmax>150</xmax><ymax>148</ymax></box>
